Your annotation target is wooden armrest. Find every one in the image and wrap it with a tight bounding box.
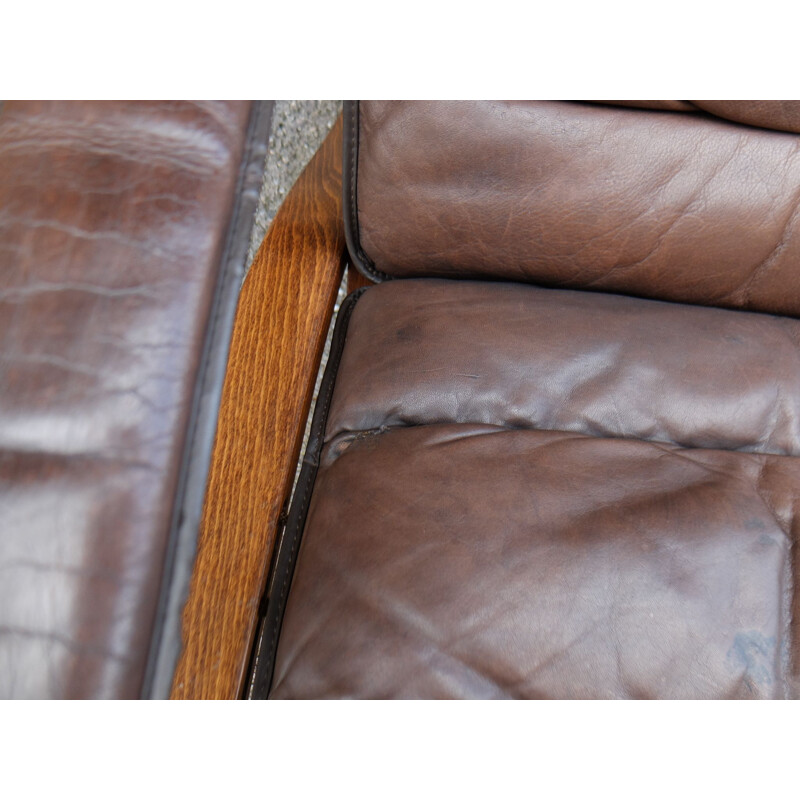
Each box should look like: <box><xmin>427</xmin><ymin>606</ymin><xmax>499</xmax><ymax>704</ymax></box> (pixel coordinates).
<box><xmin>171</xmin><ymin>114</ymin><xmax>346</xmax><ymax>699</ymax></box>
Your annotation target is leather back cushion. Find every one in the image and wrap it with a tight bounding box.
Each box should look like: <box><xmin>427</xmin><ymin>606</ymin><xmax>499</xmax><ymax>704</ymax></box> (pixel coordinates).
<box><xmin>346</xmin><ymin>100</ymin><xmax>800</xmax><ymax>316</ymax></box>
<box><xmin>601</xmin><ymin>100</ymin><xmax>800</xmax><ymax>134</ymax></box>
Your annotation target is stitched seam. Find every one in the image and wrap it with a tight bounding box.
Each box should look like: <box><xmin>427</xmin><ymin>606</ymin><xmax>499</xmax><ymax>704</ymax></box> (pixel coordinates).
<box><xmin>348</xmin><ymin>101</ymin><xmax>390</xmax><ymax>282</ymax></box>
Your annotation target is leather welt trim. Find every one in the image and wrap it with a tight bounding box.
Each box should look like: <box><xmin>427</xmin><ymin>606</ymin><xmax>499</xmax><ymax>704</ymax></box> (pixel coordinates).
<box><xmin>144</xmin><ymin>101</ymin><xmax>275</xmax><ymax>700</ymax></box>
<box><xmin>246</xmin><ymin>286</ymin><xmax>369</xmax><ymax>699</ymax></box>
<box><xmin>343</xmin><ymin>101</ymin><xmax>390</xmax><ymax>283</ymax></box>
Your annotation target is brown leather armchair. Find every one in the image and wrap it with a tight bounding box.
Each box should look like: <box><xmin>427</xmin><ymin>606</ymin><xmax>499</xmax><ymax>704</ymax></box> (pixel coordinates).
<box><xmin>175</xmin><ymin>101</ymin><xmax>800</xmax><ymax>699</ymax></box>
<box><xmin>6</xmin><ymin>100</ymin><xmax>800</xmax><ymax>699</ymax></box>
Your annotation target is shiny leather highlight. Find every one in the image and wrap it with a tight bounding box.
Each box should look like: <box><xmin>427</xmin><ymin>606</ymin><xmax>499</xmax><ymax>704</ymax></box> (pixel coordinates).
<box><xmin>327</xmin><ymin>280</ymin><xmax>800</xmax><ymax>457</ymax></box>
<box><xmin>0</xmin><ymin>101</ymin><xmax>257</xmax><ymax>698</ymax></box>
<box><xmin>273</xmin><ymin>423</ymin><xmax>797</xmax><ymax>699</ymax></box>
<box><xmin>269</xmin><ymin>280</ymin><xmax>800</xmax><ymax>699</ymax></box>
<box><xmin>350</xmin><ymin>101</ymin><xmax>800</xmax><ymax>317</ymax></box>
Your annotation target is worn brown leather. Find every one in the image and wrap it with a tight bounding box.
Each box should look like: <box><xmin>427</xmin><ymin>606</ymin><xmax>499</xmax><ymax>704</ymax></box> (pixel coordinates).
<box><xmin>328</xmin><ymin>280</ymin><xmax>800</xmax><ymax>457</ymax></box>
<box><xmin>350</xmin><ymin>101</ymin><xmax>800</xmax><ymax>316</ymax></box>
<box><xmin>269</xmin><ymin>280</ymin><xmax>800</xmax><ymax>699</ymax></box>
<box><xmin>0</xmin><ymin>101</ymin><xmax>259</xmax><ymax>698</ymax></box>
<box><xmin>600</xmin><ymin>101</ymin><xmax>800</xmax><ymax>134</ymax></box>
<box><xmin>690</xmin><ymin>101</ymin><xmax>800</xmax><ymax>135</ymax></box>
<box><xmin>597</xmin><ymin>101</ymin><xmax>699</xmax><ymax>113</ymax></box>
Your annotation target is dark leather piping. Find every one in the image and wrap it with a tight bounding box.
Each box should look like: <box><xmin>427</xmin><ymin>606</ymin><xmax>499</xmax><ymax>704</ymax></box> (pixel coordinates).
<box><xmin>343</xmin><ymin>101</ymin><xmax>390</xmax><ymax>283</ymax></box>
<box><xmin>141</xmin><ymin>100</ymin><xmax>275</xmax><ymax>699</ymax></box>
<box><xmin>246</xmin><ymin>286</ymin><xmax>369</xmax><ymax>699</ymax></box>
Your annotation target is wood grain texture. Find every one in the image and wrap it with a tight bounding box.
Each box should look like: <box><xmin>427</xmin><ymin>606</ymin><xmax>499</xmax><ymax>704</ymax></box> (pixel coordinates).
<box><xmin>171</xmin><ymin>115</ymin><xmax>346</xmax><ymax>699</ymax></box>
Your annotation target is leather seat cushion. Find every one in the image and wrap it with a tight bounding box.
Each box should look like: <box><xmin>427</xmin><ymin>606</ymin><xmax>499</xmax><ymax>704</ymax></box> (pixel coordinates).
<box><xmin>269</xmin><ymin>280</ymin><xmax>800</xmax><ymax>699</ymax></box>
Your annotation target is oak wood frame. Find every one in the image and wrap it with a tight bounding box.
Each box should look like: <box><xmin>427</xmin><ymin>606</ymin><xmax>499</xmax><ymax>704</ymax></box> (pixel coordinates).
<box><xmin>171</xmin><ymin>114</ymin><xmax>348</xmax><ymax>699</ymax></box>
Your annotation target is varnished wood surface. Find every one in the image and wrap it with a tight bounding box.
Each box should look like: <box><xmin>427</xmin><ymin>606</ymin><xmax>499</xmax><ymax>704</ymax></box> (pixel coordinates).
<box><xmin>171</xmin><ymin>115</ymin><xmax>346</xmax><ymax>699</ymax></box>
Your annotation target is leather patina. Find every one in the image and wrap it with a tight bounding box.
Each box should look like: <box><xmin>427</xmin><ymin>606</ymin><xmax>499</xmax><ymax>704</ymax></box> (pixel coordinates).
<box><xmin>257</xmin><ymin>280</ymin><xmax>800</xmax><ymax>699</ymax></box>
<box><xmin>259</xmin><ymin>100</ymin><xmax>800</xmax><ymax>699</ymax></box>
<box><xmin>345</xmin><ymin>100</ymin><xmax>800</xmax><ymax>317</ymax></box>
<box><xmin>0</xmin><ymin>101</ymin><xmax>273</xmax><ymax>698</ymax></box>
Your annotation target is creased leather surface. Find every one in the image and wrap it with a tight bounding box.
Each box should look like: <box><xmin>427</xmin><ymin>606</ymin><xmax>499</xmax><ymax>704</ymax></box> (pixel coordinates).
<box><xmin>327</xmin><ymin>280</ymin><xmax>800</xmax><ymax>457</ymax></box>
<box><xmin>691</xmin><ymin>101</ymin><xmax>800</xmax><ymax>135</ymax></box>
<box><xmin>273</xmin><ymin>424</ymin><xmax>798</xmax><ymax>699</ymax></box>
<box><xmin>270</xmin><ymin>281</ymin><xmax>800</xmax><ymax>699</ymax></box>
<box><xmin>354</xmin><ymin>101</ymin><xmax>800</xmax><ymax>316</ymax></box>
<box><xmin>0</xmin><ymin>101</ymin><xmax>252</xmax><ymax>698</ymax></box>
<box><xmin>600</xmin><ymin>101</ymin><xmax>800</xmax><ymax>134</ymax></box>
